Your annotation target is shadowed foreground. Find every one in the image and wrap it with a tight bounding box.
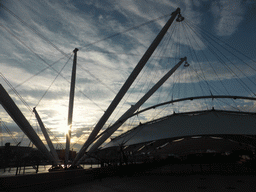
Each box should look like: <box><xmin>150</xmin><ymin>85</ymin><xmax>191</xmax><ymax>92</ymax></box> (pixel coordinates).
<box><xmin>2</xmin><ymin>163</ymin><xmax>256</xmax><ymax>192</ymax></box>
<box><xmin>50</xmin><ymin>163</ymin><xmax>256</xmax><ymax>192</ymax></box>
<box><xmin>51</xmin><ymin>174</ymin><xmax>256</xmax><ymax>192</ymax></box>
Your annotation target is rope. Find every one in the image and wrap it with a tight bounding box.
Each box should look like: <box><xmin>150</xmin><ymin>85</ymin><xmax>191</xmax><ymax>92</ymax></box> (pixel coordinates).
<box><xmin>188</xmin><ymin>20</ymin><xmax>256</xmax><ymax>68</ymax></box>
<box><xmin>183</xmin><ymin>21</ymin><xmax>213</xmax><ymax>97</ymax></box>
<box><xmin>35</xmin><ymin>54</ymin><xmax>72</xmax><ymax>107</ymax></box>
<box><xmin>46</xmin><ymin>128</ymin><xmax>64</xmax><ymax>149</ymax></box>
<box><xmin>71</xmin><ymin>123</ymin><xmax>97</xmax><ymax>149</ymax></box>
<box><xmin>186</xmin><ymin>20</ymin><xmax>256</xmax><ymax>97</ymax></box>
<box><xmin>2</xmin><ymin>23</ymin><xmax>104</xmax><ymax>111</ymax></box>
<box><xmin>0</xmin><ymin>72</ymin><xmax>33</xmax><ymax>112</ymax></box>
<box><xmin>1</xmin><ymin>7</ymin><xmax>104</xmax><ymax>111</ymax></box>
<box><xmin>77</xmin><ymin>12</ymin><xmax>172</xmax><ymax>51</ymax></box>
<box><xmin>78</xmin><ymin>64</ymin><xmax>117</xmax><ymax>95</ymax></box>
<box><xmin>0</xmin><ymin>23</ymin><xmax>76</xmax><ymax>93</ymax></box>
<box><xmin>0</xmin><ymin>3</ymin><xmax>69</xmax><ymax>58</ymax></box>
<box><xmin>183</xmin><ymin>21</ymin><xmax>241</xmax><ymax>110</ymax></box>
<box><xmin>1</xmin><ymin>121</ymin><xmax>19</xmax><ymax>145</ymax></box>
<box><xmin>140</xmin><ymin>23</ymin><xmax>177</xmax><ymax>120</ymax></box>
<box><xmin>188</xmin><ymin>22</ymin><xmax>256</xmax><ymax>97</ymax></box>
<box><xmin>12</xmin><ymin>56</ymin><xmax>67</xmax><ymax>91</ymax></box>
<box><xmin>104</xmin><ymin>18</ymin><xmax>174</xmax><ymax>127</ymax></box>
<box><xmin>183</xmin><ymin>21</ymin><xmax>231</xmax><ymax>96</ymax></box>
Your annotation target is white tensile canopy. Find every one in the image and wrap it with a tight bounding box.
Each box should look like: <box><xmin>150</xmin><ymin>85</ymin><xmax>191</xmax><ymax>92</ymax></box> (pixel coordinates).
<box><xmin>103</xmin><ymin>110</ymin><xmax>256</xmax><ymax>148</ymax></box>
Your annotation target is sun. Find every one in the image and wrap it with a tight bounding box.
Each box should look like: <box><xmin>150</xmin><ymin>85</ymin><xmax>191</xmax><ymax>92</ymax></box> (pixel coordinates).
<box><xmin>51</xmin><ymin>120</ymin><xmax>69</xmax><ymax>135</ymax></box>
<box><xmin>65</xmin><ymin>125</ymin><xmax>71</xmax><ymax>135</ymax></box>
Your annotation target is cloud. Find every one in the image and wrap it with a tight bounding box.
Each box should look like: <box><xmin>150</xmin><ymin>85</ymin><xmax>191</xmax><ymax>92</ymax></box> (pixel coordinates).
<box><xmin>211</xmin><ymin>0</ymin><xmax>245</xmax><ymax>36</ymax></box>
<box><xmin>0</xmin><ymin>0</ymin><xmax>255</xmax><ymax>151</ymax></box>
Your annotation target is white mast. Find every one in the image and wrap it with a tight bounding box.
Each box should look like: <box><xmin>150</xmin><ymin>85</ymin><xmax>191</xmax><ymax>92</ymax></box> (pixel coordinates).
<box><xmin>33</xmin><ymin>107</ymin><xmax>60</xmax><ymax>164</ymax></box>
<box><xmin>77</xmin><ymin>57</ymin><xmax>187</xmax><ymax>164</ymax></box>
<box><xmin>0</xmin><ymin>84</ymin><xmax>57</xmax><ymax>165</ymax></box>
<box><xmin>72</xmin><ymin>7</ymin><xmax>182</xmax><ymax>166</ymax></box>
<box><xmin>65</xmin><ymin>48</ymin><xmax>78</xmax><ymax>167</ymax></box>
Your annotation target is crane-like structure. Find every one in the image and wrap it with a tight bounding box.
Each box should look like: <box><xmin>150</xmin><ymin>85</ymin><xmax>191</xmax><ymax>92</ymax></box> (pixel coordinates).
<box><xmin>72</xmin><ymin>7</ymin><xmax>184</xmax><ymax>166</ymax></box>
<box><xmin>0</xmin><ymin>7</ymin><xmax>184</xmax><ymax>168</ymax></box>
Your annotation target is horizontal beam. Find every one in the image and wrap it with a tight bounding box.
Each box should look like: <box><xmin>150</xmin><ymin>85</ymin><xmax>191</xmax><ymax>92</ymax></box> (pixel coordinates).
<box><xmin>132</xmin><ymin>95</ymin><xmax>256</xmax><ymax>117</ymax></box>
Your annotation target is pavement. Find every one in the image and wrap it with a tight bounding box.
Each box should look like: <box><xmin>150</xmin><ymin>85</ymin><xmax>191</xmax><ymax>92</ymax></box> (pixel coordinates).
<box><xmin>50</xmin><ymin>174</ymin><xmax>256</xmax><ymax>192</ymax></box>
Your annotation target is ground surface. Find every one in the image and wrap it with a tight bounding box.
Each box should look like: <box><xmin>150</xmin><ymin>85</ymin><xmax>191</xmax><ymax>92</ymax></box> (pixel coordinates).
<box><xmin>50</xmin><ymin>174</ymin><xmax>256</xmax><ymax>192</ymax></box>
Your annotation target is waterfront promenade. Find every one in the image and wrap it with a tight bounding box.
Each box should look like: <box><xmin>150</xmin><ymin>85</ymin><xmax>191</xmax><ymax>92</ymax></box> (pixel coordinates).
<box><xmin>1</xmin><ymin>163</ymin><xmax>256</xmax><ymax>191</ymax></box>
<box><xmin>51</xmin><ymin>174</ymin><xmax>256</xmax><ymax>192</ymax></box>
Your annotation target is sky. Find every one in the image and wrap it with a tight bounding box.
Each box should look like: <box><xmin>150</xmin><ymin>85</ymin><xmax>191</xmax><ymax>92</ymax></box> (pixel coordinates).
<box><xmin>0</xmin><ymin>0</ymin><xmax>256</xmax><ymax>151</ymax></box>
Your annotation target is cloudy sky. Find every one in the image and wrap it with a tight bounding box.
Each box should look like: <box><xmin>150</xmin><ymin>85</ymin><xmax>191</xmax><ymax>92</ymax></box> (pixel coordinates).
<box><xmin>0</xmin><ymin>0</ymin><xmax>255</xmax><ymax>151</ymax></box>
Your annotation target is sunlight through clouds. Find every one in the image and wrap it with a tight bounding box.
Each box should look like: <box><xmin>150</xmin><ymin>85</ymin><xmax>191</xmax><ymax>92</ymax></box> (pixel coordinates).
<box><xmin>0</xmin><ymin>0</ymin><xmax>255</xmax><ymax>151</ymax></box>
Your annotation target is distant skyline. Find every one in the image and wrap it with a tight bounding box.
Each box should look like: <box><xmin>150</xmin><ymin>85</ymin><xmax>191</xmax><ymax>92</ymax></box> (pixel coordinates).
<box><xmin>0</xmin><ymin>0</ymin><xmax>255</xmax><ymax>150</ymax></box>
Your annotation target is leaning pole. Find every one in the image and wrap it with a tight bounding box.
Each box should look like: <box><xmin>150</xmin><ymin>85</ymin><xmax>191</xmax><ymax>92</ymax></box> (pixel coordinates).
<box><xmin>77</xmin><ymin>57</ymin><xmax>187</xmax><ymax>164</ymax></box>
<box><xmin>65</xmin><ymin>48</ymin><xmax>79</xmax><ymax>167</ymax></box>
<box><xmin>73</xmin><ymin>8</ymin><xmax>183</xmax><ymax>166</ymax></box>
<box><xmin>33</xmin><ymin>107</ymin><xmax>60</xmax><ymax>164</ymax></box>
<box><xmin>0</xmin><ymin>84</ymin><xmax>57</xmax><ymax>165</ymax></box>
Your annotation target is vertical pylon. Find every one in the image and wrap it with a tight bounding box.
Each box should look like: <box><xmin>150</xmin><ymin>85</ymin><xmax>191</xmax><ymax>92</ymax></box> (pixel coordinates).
<box><xmin>72</xmin><ymin>7</ymin><xmax>182</xmax><ymax>167</ymax></box>
<box><xmin>65</xmin><ymin>48</ymin><xmax>79</xmax><ymax>167</ymax></box>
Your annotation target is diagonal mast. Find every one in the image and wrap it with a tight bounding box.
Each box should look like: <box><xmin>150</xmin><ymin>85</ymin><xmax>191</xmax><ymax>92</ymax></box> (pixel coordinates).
<box><xmin>65</xmin><ymin>48</ymin><xmax>78</xmax><ymax>167</ymax></box>
<box><xmin>0</xmin><ymin>84</ymin><xmax>57</xmax><ymax>165</ymax></box>
<box><xmin>72</xmin><ymin>7</ymin><xmax>182</xmax><ymax>166</ymax></box>
<box><xmin>77</xmin><ymin>57</ymin><xmax>187</xmax><ymax>164</ymax></box>
<box><xmin>33</xmin><ymin>107</ymin><xmax>60</xmax><ymax>164</ymax></box>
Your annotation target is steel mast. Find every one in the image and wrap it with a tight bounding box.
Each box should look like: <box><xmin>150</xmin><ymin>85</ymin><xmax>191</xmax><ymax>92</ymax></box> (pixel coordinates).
<box><xmin>65</xmin><ymin>48</ymin><xmax>78</xmax><ymax>167</ymax></box>
<box><xmin>33</xmin><ymin>107</ymin><xmax>60</xmax><ymax>164</ymax></box>
<box><xmin>73</xmin><ymin>7</ymin><xmax>182</xmax><ymax>166</ymax></box>
<box><xmin>77</xmin><ymin>57</ymin><xmax>187</xmax><ymax>164</ymax></box>
<box><xmin>0</xmin><ymin>84</ymin><xmax>57</xmax><ymax>165</ymax></box>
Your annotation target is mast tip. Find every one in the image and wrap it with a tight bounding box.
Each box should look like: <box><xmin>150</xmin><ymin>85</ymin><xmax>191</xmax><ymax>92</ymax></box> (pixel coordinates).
<box><xmin>73</xmin><ymin>48</ymin><xmax>79</xmax><ymax>53</ymax></box>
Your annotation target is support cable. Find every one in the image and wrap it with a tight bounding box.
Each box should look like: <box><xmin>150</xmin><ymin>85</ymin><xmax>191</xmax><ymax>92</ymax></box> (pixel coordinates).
<box><xmin>183</xmin><ymin>30</ymin><xmax>209</xmax><ymax>106</ymax></box>
<box><xmin>156</xmin><ymin>66</ymin><xmax>181</xmax><ymax>117</ymax></box>
<box><xmin>182</xmin><ymin>21</ymin><xmax>211</xmax><ymax>109</ymax></box>
<box><xmin>12</xmin><ymin>56</ymin><xmax>67</xmax><ymax>91</ymax></box>
<box><xmin>136</xmin><ymin>23</ymin><xmax>177</xmax><ymax>102</ymax></box>
<box><xmin>47</xmin><ymin>129</ymin><xmax>64</xmax><ymax>149</ymax></box>
<box><xmin>183</xmin><ymin>21</ymin><xmax>231</xmax><ymax>96</ymax></box>
<box><xmin>189</xmin><ymin>66</ymin><xmax>222</xmax><ymax>100</ymax></box>
<box><xmin>77</xmin><ymin>14</ymin><xmax>173</xmax><ymax>51</ymax></box>
<box><xmin>107</xmin><ymin>23</ymin><xmax>177</xmax><ymax>128</ymax></box>
<box><xmin>1</xmin><ymin>5</ymin><xmax>180</xmax><ymax>115</ymax></box>
<box><xmin>78</xmin><ymin>64</ymin><xmax>117</xmax><ymax>95</ymax></box>
<box><xmin>1</xmin><ymin>121</ymin><xmax>19</xmax><ymax>145</ymax></box>
<box><xmin>183</xmin><ymin>21</ymin><xmax>240</xmax><ymax>111</ymax></box>
<box><xmin>148</xmin><ymin>24</ymin><xmax>179</xmax><ymax>119</ymax></box>
<box><xmin>35</xmin><ymin>54</ymin><xmax>72</xmax><ymax>107</ymax></box>
<box><xmin>3</xmin><ymin>22</ymin><xmax>104</xmax><ymax>111</ymax></box>
<box><xmin>154</xmin><ymin>27</ymin><xmax>177</xmax><ymax>106</ymax></box>
<box><xmin>183</xmin><ymin>22</ymin><xmax>213</xmax><ymax>97</ymax></box>
<box><xmin>151</xmin><ymin>68</ymin><xmax>187</xmax><ymax>120</ymax></box>
<box><xmin>0</xmin><ymin>23</ymin><xmax>87</xmax><ymax>100</ymax></box>
<box><xmin>187</xmin><ymin>20</ymin><xmax>256</xmax><ymax>70</ymax></box>
<box><xmin>0</xmin><ymin>8</ymin><xmax>108</xmax><ymax>111</ymax></box>
<box><xmin>201</xmin><ymin>32</ymin><xmax>255</xmax><ymax>97</ymax></box>
<box><xmin>0</xmin><ymin>120</ymin><xmax>3</xmax><ymax>146</ymax></box>
<box><xmin>185</xmin><ymin>20</ymin><xmax>256</xmax><ymax>97</ymax></box>
<box><xmin>0</xmin><ymin>72</ymin><xmax>32</xmax><ymax>112</ymax></box>
<box><xmin>0</xmin><ymin>3</ymin><xmax>69</xmax><ymax>58</ymax></box>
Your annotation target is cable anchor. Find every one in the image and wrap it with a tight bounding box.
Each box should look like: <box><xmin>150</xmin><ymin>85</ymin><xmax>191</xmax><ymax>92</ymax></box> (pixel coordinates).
<box><xmin>184</xmin><ymin>61</ymin><xmax>190</xmax><ymax>67</ymax></box>
<box><xmin>176</xmin><ymin>13</ymin><xmax>184</xmax><ymax>22</ymax></box>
